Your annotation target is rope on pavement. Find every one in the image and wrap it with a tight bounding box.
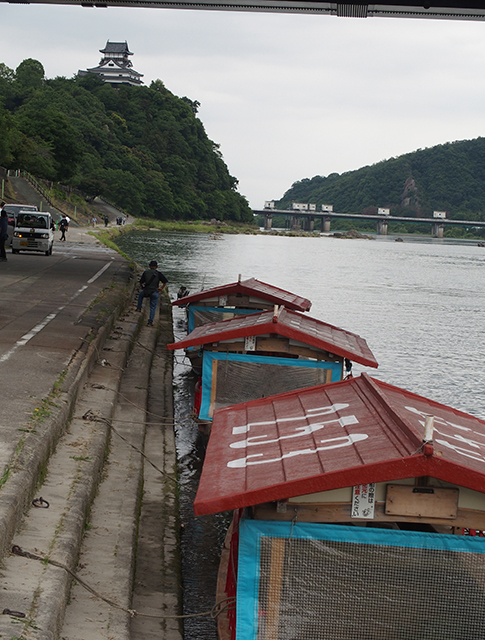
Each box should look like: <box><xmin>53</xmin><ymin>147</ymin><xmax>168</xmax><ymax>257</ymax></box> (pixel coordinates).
<box><xmin>10</xmin><ymin>545</ymin><xmax>234</xmax><ymax>620</ymax></box>
<box><xmin>82</xmin><ymin>410</ymin><xmax>185</xmax><ymax>490</ymax></box>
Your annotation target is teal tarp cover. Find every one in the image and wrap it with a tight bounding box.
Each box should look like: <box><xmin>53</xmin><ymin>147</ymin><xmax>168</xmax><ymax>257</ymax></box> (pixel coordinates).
<box><xmin>237</xmin><ymin>520</ymin><xmax>485</xmax><ymax>640</ymax></box>
<box><xmin>199</xmin><ymin>352</ymin><xmax>341</xmax><ymax>420</ymax></box>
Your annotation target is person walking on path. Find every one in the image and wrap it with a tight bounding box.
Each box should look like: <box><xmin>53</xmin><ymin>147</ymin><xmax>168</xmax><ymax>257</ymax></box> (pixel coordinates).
<box><xmin>59</xmin><ymin>215</ymin><xmax>69</xmax><ymax>242</ymax></box>
<box><xmin>136</xmin><ymin>260</ymin><xmax>168</xmax><ymax>326</ymax></box>
<box><xmin>0</xmin><ymin>207</ymin><xmax>8</xmax><ymax>262</ymax></box>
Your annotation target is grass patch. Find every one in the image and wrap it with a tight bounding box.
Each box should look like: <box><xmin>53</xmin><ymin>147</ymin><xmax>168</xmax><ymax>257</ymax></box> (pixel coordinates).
<box><xmin>132</xmin><ymin>217</ymin><xmax>259</xmax><ymax>235</ymax></box>
<box><xmin>0</xmin><ymin>465</ymin><xmax>11</xmax><ymax>489</ymax></box>
<box><xmin>30</xmin><ymin>396</ymin><xmax>59</xmax><ymax>425</ymax></box>
<box><xmin>89</xmin><ymin>228</ymin><xmax>135</xmax><ymax>263</ymax></box>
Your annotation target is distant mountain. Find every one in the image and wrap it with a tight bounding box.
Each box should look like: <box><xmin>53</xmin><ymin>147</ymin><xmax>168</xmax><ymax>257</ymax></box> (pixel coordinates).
<box><xmin>276</xmin><ymin>138</ymin><xmax>485</xmax><ymax>221</ymax></box>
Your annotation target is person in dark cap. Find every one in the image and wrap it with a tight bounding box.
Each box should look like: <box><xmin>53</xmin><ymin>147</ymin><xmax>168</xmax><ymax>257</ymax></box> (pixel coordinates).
<box><xmin>136</xmin><ymin>260</ymin><xmax>168</xmax><ymax>326</ymax></box>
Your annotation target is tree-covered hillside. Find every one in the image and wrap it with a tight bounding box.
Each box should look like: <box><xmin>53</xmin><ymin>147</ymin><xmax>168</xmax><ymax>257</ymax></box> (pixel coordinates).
<box><xmin>277</xmin><ymin>138</ymin><xmax>485</xmax><ymax>221</ymax></box>
<box><xmin>0</xmin><ymin>59</ymin><xmax>252</xmax><ymax>223</ymax></box>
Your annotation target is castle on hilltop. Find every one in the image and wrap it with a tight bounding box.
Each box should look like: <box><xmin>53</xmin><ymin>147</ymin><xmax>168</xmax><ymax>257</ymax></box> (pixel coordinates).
<box><xmin>78</xmin><ymin>41</ymin><xmax>143</xmax><ymax>87</ymax></box>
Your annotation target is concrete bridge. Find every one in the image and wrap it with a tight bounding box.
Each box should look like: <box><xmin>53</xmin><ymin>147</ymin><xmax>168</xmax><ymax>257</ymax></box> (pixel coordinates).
<box><xmin>254</xmin><ymin>209</ymin><xmax>485</xmax><ymax>238</ymax></box>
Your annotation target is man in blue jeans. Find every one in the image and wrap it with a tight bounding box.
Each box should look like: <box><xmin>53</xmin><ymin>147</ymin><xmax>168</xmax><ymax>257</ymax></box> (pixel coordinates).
<box><xmin>136</xmin><ymin>260</ymin><xmax>168</xmax><ymax>326</ymax></box>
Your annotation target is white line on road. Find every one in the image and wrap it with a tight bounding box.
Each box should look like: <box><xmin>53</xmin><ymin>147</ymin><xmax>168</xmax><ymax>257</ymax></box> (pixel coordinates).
<box><xmin>0</xmin><ymin>262</ymin><xmax>111</xmax><ymax>364</ymax></box>
<box><xmin>87</xmin><ymin>262</ymin><xmax>112</xmax><ymax>284</ymax></box>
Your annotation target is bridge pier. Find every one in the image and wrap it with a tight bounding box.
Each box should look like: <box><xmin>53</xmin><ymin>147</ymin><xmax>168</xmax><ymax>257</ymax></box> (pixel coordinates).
<box><xmin>290</xmin><ymin>215</ymin><xmax>301</xmax><ymax>231</ymax></box>
<box><xmin>302</xmin><ymin>216</ymin><xmax>315</xmax><ymax>232</ymax></box>
<box><xmin>377</xmin><ymin>220</ymin><xmax>388</xmax><ymax>235</ymax></box>
<box><xmin>322</xmin><ymin>216</ymin><xmax>331</xmax><ymax>233</ymax></box>
<box><xmin>264</xmin><ymin>213</ymin><xmax>273</xmax><ymax>230</ymax></box>
<box><xmin>432</xmin><ymin>223</ymin><xmax>445</xmax><ymax>238</ymax></box>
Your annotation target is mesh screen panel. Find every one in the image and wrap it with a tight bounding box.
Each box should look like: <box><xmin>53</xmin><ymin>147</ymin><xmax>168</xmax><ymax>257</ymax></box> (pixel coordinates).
<box><xmin>213</xmin><ymin>359</ymin><xmax>331</xmax><ymax>412</ymax></box>
<box><xmin>193</xmin><ymin>308</ymin><xmax>240</xmax><ymax>328</ymax></box>
<box><xmin>190</xmin><ymin>306</ymin><xmax>259</xmax><ymax>332</ymax></box>
<box><xmin>255</xmin><ymin>535</ymin><xmax>485</xmax><ymax>640</ymax></box>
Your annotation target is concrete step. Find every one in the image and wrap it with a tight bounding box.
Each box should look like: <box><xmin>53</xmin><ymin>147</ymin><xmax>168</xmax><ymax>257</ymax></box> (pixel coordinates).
<box><xmin>59</xmin><ymin>314</ymin><xmax>159</xmax><ymax>640</ymax></box>
<box><xmin>0</xmin><ymin>305</ymin><xmax>146</xmax><ymax>639</ymax></box>
<box><xmin>0</xmin><ymin>297</ymin><xmax>182</xmax><ymax>640</ymax></box>
<box><xmin>130</xmin><ymin>302</ymin><xmax>182</xmax><ymax>640</ymax></box>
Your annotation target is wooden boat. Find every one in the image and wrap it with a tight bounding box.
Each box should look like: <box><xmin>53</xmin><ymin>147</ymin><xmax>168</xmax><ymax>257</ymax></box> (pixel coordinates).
<box><xmin>195</xmin><ymin>373</ymin><xmax>485</xmax><ymax>640</ymax></box>
<box><xmin>167</xmin><ymin>305</ymin><xmax>378</xmax><ymax>421</ymax></box>
<box><xmin>171</xmin><ymin>275</ymin><xmax>312</xmax><ymax>334</ymax></box>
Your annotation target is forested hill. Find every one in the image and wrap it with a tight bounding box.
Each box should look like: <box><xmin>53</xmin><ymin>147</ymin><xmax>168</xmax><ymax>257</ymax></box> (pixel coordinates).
<box><xmin>0</xmin><ymin>59</ymin><xmax>252</xmax><ymax>223</ymax></box>
<box><xmin>277</xmin><ymin>138</ymin><xmax>485</xmax><ymax>221</ymax></box>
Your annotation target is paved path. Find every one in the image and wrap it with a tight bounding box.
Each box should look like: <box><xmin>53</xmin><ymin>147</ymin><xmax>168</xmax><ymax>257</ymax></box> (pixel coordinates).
<box><xmin>0</xmin><ymin>228</ymin><xmax>131</xmax><ymax>465</ymax></box>
<box><xmin>0</xmin><ymin>226</ymin><xmax>133</xmax><ymax>545</ymax></box>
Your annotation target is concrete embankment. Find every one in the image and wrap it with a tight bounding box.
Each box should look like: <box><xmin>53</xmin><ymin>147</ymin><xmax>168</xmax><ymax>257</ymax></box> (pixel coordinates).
<box><xmin>0</xmin><ymin>227</ymin><xmax>182</xmax><ymax>639</ymax></box>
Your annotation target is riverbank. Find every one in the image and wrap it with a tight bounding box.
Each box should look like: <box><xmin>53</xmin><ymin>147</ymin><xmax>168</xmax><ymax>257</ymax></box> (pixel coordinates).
<box><xmin>103</xmin><ymin>218</ymin><xmax>485</xmax><ymax>242</ymax></box>
<box><xmin>0</xmin><ymin>227</ymin><xmax>182</xmax><ymax>639</ymax></box>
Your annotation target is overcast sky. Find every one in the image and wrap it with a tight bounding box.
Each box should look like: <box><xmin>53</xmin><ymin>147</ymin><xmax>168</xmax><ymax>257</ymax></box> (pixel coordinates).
<box><xmin>1</xmin><ymin>5</ymin><xmax>485</xmax><ymax>208</ymax></box>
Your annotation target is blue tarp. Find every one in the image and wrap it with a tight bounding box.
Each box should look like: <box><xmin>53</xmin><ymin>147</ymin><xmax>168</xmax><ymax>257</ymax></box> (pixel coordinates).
<box><xmin>236</xmin><ymin>519</ymin><xmax>485</xmax><ymax>639</ymax></box>
<box><xmin>199</xmin><ymin>352</ymin><xmax>342</xmax><ymax>420</ymax></box>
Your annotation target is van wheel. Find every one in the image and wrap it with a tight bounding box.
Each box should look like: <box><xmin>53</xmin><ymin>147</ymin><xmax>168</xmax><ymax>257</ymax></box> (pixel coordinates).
<box><xmin>12</xmin><ymin>249</ymin><xmax>19</xmax><ymax>254</ymax></box>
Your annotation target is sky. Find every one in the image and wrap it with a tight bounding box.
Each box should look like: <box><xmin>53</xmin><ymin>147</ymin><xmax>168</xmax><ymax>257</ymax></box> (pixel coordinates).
<box><xmin>2</xmin><ymin>5</ymin><xmax>485</xmax><ymax>208</ymax></box>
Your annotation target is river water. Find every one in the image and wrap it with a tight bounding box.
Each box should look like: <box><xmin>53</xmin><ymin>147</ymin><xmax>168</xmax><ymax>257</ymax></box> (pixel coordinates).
<box><xmin>116</xmin><ymin>230</ymin><xmax>485</xmax><ymax>638</ymax></box>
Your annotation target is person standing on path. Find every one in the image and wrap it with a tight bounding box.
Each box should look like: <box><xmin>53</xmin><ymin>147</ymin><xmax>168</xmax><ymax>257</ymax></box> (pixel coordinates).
<box><xmin>136</xmin><ymin>260</ymin><xmax>168</xmax><ymax>326</ymax></box>
<box><xmin>59</xmin><ymin>215</ymin><xmax>69</xmax><ymax>241</ymax></box>
<box><xmin>0</xmin><ymin>208</ymin><xmax>8</xmax><ymax>262</ymax></box>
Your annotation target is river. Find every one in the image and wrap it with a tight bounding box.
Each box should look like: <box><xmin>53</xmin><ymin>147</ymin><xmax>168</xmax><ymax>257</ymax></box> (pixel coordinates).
<box><xmin>116</xmin><ymin>229</ymin><xmax>485</xmax><ymax>638</ymax></box>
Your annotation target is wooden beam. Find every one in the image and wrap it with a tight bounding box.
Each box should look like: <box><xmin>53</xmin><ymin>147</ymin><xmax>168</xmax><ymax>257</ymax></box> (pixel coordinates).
<box><xmin>265</xmin><ymin>538</ymin><xmax>285</xmax><ymax>640</ymax></box>
<box><xmin>252</xmin><ymin>502</ymin><xmax>485</xmax><ymax>530</ymax></box>
<box><xmin>208</xmin><ymin>339</ymin><xmax>342</xmax><ymax>362</ymax></box>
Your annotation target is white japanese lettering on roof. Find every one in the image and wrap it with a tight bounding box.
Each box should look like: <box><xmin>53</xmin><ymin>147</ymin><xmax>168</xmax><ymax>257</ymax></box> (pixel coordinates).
<box><xmin>405</xmin><ymin>404</ymin><xmax>485</xmax><ymax>463</ymax></box>
<box><xmin>230</xmin><ymin>415</ymin><xmax>359</xmax><ymax>449</ymax></box>
<box><xmin>227</xmin><ymin>433</ymin><xmax>368</xmax><ymax>468</ymax></box>
<box><xmin>231</xmin><ymin>402</ymin><xmax>350</xmax><ymax>435</ymax></box>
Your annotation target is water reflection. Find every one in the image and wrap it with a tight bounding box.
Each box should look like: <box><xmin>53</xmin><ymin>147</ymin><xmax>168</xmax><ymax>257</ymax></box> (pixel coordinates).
<box><xmin>172</xmin><ymin>303</ymin><xmax>230</xmax><ymax>640</ymax></box>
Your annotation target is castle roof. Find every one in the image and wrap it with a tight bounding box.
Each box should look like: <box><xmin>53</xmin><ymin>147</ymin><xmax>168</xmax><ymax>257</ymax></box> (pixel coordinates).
<box><xmin>100</xmin><ymin>41</ymin><xmax>133</xmax><ymax>55</ymax></box>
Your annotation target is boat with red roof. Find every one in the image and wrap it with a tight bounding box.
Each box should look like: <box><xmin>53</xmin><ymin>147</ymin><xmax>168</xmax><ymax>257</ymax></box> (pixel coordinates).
<box><xmin>167</xmin><ymin>305</ymin><xmax>378</xmax><ymax>422</ymax></box>
<box><xmin>172</xmin><ymin>274</ymin><xmax>312</xmax><ymax>334</ymax></box>
<box><xmin>196</xmin><ymin>373</ymin><xmax>485</xmax><ymax>640</ymax></box>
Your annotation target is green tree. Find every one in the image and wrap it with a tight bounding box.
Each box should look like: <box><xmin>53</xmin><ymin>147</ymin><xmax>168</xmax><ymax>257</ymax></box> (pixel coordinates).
<box><xmin>15</xmin><ymin>96</ymin><xmax>82</xmax><ymax>182</ymax></box>
<box><xmin>0</xmin><ymin>62</ymin><xmax>253</xmax><ymax>222</ymax></box>
<box><xmin>15</xmin><ymin>59</ymin><xmax>44</xmax><ymax>90</ymax></box>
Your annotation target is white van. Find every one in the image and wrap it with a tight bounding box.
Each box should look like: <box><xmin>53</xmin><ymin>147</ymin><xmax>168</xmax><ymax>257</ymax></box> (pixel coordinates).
<box><xmin>3</xmin><ymin>204</ymin><xmax>38</xmax><ymax>247</ymax></box>
<box><xmin>12</xmin><ymin>212</ymin><xmax>54</xmax><ymax>256</ymax></box>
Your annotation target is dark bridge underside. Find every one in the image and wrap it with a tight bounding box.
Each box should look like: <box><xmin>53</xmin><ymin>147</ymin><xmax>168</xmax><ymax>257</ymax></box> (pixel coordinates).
<box><xmin>3</xmin><ymin>0</ymin><xmax>485</xmax><ymax>18</ymax></box>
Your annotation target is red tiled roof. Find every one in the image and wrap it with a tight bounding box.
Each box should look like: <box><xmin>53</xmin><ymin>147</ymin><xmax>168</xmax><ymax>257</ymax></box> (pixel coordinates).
<box><xmin>167</xmin><ymin>306</ymin><xmax>378</xmax><ymax>369</ymax></box>
<box><xmin>172</xmin><ymin>277</ymin><xmax>311</xmax><ymax>312</ymax></box>
<box><xmin>194</xmin><ymin>373</ymin><xmax>485</xmax><ymax>515</ymax></box>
